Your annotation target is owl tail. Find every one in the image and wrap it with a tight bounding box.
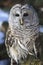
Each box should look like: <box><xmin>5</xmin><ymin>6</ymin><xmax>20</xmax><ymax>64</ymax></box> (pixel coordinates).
<box><xmin>33</xmin><ymin>43</ymin><xmax>40</xmax><ymax>59</ymax></box>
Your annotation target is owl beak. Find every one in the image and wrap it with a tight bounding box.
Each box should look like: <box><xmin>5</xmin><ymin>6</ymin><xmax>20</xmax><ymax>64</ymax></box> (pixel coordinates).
<box><xmin>20</xmin><ymin>19</ymin><xmax>24</xmax><ymax>25</ymax></box>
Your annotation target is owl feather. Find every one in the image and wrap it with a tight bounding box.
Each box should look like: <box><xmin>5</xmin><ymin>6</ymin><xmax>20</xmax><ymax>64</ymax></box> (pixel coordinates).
<box><xmin>5</xmin><ymin>4</ymin><xmax>40</xmax><ymax>64</ymax></box>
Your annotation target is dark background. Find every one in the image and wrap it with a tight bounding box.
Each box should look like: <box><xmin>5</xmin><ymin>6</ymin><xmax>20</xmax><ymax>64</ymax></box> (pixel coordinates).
<box><xmin>0</xmin><ymin>0</ymin><xmax>43</xmax><ymax>65</ymax></box>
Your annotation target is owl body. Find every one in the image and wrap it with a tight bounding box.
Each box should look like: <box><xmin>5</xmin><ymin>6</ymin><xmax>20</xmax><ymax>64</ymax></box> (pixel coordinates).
<box><xmin>5</xmin><ymin>4</ymin><xmax>40</xmax><ymax>64</ymax></box>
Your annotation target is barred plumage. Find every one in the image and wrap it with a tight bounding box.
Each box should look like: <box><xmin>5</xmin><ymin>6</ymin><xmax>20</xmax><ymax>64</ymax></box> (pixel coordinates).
<box><xmin>5</xmin><ymin>4</ymin><xmax>40</xmax><ymax>65</ymax></box>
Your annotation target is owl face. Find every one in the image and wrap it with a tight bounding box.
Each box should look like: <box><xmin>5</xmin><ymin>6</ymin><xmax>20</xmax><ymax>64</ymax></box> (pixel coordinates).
<box><xmin>9</xmin><ymin>4</ymin><xmax>39</xmax><ymax>32</ymax></box>
<box><xmin>9</xmin><ymin>4</ymin><xmax>33</xmax><ymax>30</ymax></box>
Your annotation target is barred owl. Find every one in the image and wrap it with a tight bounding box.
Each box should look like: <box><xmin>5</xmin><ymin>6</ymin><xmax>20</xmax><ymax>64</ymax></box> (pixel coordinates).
<box><xmin>5</xmin><ymin>4</ymin><xmax>40</xmax><ymax>65</ymax></box>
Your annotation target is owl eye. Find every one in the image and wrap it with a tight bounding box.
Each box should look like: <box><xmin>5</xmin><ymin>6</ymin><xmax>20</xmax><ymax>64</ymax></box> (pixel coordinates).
<box><xmin>23</xmin><ymin>13</ymin><xmax>28</xmax><ymax>17</ymax></box>
<box><xmin>15</xmin><ymin>14</ymin><xmax>19</xmax><ymax>17</ymax></box>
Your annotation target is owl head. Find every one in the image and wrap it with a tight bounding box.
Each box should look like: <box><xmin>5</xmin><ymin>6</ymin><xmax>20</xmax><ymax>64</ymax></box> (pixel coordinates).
<box><xmin>9</xmin><ymin>4</ymin><xmax>39</xmax><ymax>33</ymax></box>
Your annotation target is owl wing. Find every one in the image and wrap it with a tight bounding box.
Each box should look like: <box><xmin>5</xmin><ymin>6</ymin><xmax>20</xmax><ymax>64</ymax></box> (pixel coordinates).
<box><xmin>5</xmin><ymin>28</ymin><xmax>14</xmax><ymax>58</ymax></box>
